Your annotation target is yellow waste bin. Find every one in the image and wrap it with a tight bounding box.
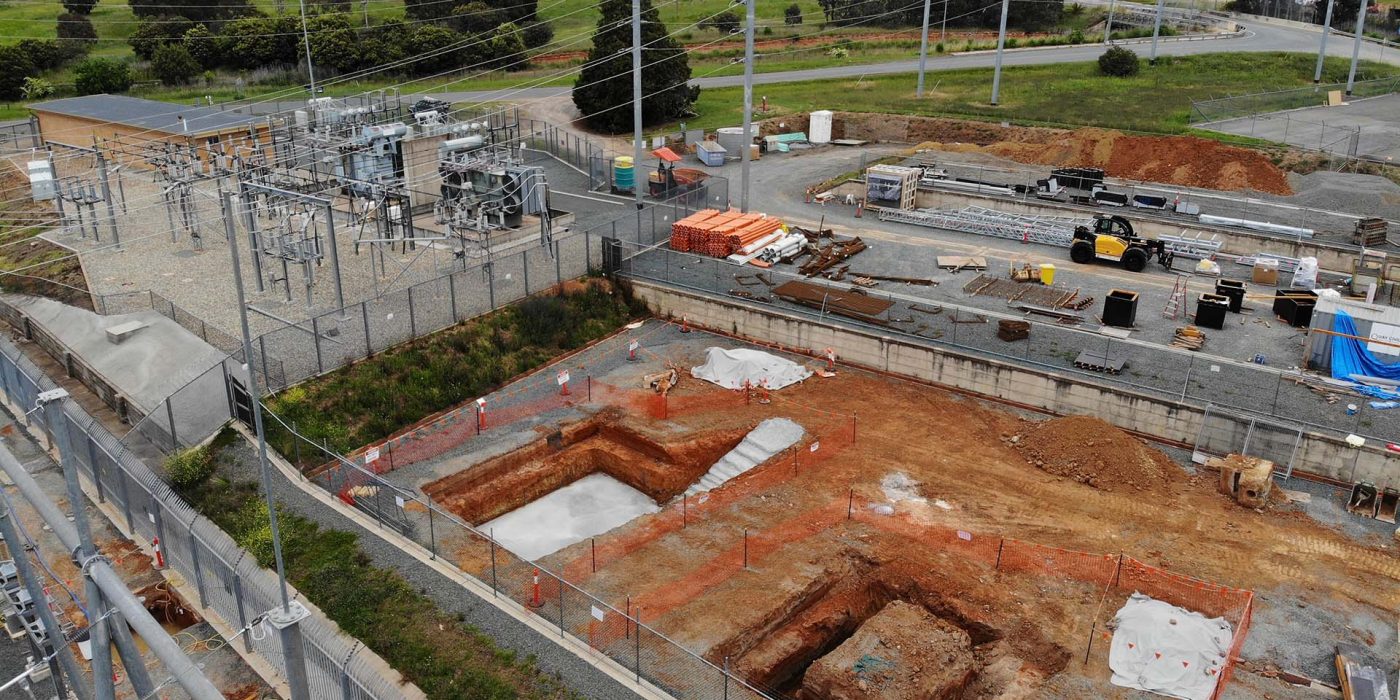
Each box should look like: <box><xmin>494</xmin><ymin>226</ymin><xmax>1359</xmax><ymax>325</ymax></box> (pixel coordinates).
<box><xmin>1039</xmin><ymin>263</ymin><xmax>1056</xmax><ymax>285</ymax></box>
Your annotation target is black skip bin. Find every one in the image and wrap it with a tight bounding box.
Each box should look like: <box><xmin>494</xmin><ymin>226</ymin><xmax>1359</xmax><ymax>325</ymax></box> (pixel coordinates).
<box><xmin>1103</xmin><ymin>289</ymin><xmax>1139</xmax><ymax>328</ymax></box>
<box><xmin>1195</xmin><ymin>294</ymin><xmax>1230</xmax><ymax>330</ymax></box>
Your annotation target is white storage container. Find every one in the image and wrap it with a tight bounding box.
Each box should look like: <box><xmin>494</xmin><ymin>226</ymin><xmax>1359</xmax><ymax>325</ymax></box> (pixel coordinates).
<box><xmin>809</xmin><ymin>110</ymin><xmax>833</xmax><ymax>144</ymax></box>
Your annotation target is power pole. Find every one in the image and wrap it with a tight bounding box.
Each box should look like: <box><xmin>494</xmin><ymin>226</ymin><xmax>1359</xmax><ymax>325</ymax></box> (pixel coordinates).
<box><xmin>1149</xmin><ymin>0</ymin><xmax>1166</xmax><ymax>63</ymax></box>
<box><xmin>989</xmin><ymin>0</ymin><xmax>1011</xmax><ymax>106</ymax></box>
<box><xmin>941</xmin><ymin>0</ymin><xmax>949</xmax><ymax>44</ymax></box>
<box><xmin>1104</xmin><ymin>0</ymin><xmax>1117</xmax><ymax>43</ymax></box>
<box><xmin>1345</xmin><ymin>0</ymin><xmax>1370</xmax><ymax>95</ymax></box>
<box><xmin>221</xmin><ymin>190</ymin><xmax>313</xmax><ymax>700</ymax></box>
<box><xmin>299</xmin><ymin>0</ymin><xmax>317</xmax><ymax>95</ymax></box>
<box><xmin>917</xmin><ymin>0</ymin><xmax>933</xmax><ymax>97</ymax></box>
<box><xmin>740</xmin><ymin>0</ymin><xmax>755</xmax><ymax>213</ymax></box>
<box><xmin>1314</xmin><ymin>0</ymin><xmax>1335</xmax><ymax>82</ymax></box>
<box><xmin>632</xmin><ymin>0</ymin><xmax>643</xmax><ymax>209</ymax></box>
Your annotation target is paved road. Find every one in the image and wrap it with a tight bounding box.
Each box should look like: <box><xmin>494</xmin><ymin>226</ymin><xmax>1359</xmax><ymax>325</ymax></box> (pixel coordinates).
<box><xmin>431</xmin><ymin>18</ymin><xmax>1399</xmax><ymax>104</ymax></box>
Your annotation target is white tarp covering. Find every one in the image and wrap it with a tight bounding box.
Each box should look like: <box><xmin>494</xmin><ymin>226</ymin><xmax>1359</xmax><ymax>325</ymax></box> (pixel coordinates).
<box><xmin>691</xmin><ymin>347</ymin><xmax>812</xmax><ymax>390</ymax></box>
<box><xmin>1109</xmin><ymin>593</ymin><xmax>1233</xmax><ymax>700</ymax></box>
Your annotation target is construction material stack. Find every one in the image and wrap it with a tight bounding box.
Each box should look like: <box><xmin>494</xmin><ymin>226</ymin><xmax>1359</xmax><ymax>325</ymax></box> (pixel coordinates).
<box><xmin>1355</xmin><ymin>218</ymin><xmax>1388</xmax><ymax>247</ymax></box>
<box><xmin>865</xmin><ymin>165</ymin><xmax>921</xmax><ymax>211</ymax></box>
<box><xmin>670</xmin><ymin>209</ymin><xmax>785</xmax><ymax>258</ymax></box>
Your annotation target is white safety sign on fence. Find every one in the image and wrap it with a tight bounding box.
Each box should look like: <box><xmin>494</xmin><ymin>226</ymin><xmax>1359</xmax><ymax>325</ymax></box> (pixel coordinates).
<box><xmin>591</xmin><ymin>605</ymin><xmax>606</xmax><ymax>622</ymax></box>
<box><xmin>366</xmin><ymin>447</ymin><xmax>380</xmax><ymax>463</ymax></box>
<box><xmin>557</xmin><ymin>370</ymin><xmax>570</xmax><ymax>386</ymax></box>
<box><xmin>394</xmin><ymin>495</ymin><xmax>405</xmax><ymax>509</ymax></box>
<box><xmin>810</xmin><ymin>441</ymin><xmax>820</xmax><ymax>452</ymax></box>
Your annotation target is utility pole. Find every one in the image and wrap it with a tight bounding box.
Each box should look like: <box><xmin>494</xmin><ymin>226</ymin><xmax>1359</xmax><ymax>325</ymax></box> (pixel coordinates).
<box><xmin>989</xmin><ymin>0</ymin><xmax>1011</xmax><ymax>106</ymax></box>
<box><xmin>1149</xmin><ymin>0</ymin><xmax>1166</xmax><ymax>63</ymax></box>
<box><xmin>299</xmin><ymin>0</ymin><xmax>317</xmax><ymax>95</ymax></box>
<box><xmin>221</xmin><ymin>190</ymin><xmax>312</xmax><ymax>700</ymax></box>
<box><xmin>362</xmin><ymin>0</ymin><xmax>370</xmax><ymax>28</ymax></box>
<box><xmin>941</xmin><ymin>0</ymin><xmax>949</xmax><ymax>44</ymax></box>
<box><xmin>632</xmin><ymin>0</ymin><xmax>643</xmax><ymax>210</ymax></box>
<box><xmin>917</xmin><ymin>0</ymin><xmax>933</xmax><ymax>97</ymax></box>
<box><xmin>1314</xmin><ymin>0</ymin><xmax>1335</xmax><ymax>82</ymax></box>
<box><xmin>1104</xmin><ymin>0</ymin><xmax>1117</xmax><ymax>43</ymax></box>
<box><xmin>740</xmin><ymin>0</ymin><xmax>755</xmax><ymax>213</ymax></box>
<box><xmin>95</xmin><ymin>150</ymin><xmax>120</xmax><ymax>249</ymax></box>
<box><xmin>1345</xmin><ymin>0</ymin><xmax>1370</xmax><ymax>95</ymax></box>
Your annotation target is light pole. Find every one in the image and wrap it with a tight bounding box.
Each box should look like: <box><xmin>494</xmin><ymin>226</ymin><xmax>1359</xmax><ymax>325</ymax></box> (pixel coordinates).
<box><xmin>1345</xmin><ymin>0</ymin><xmax>1371</xmax><ymax>95</ymax></box>
<box><xmin>989</xmin><ymin>0</ymin><xmax>1011</xmax><ymax>106</ymax></box>
<box><xmin>740</xmin><ymin>0</ymin><xmax>755</xmax><ymax>212</ymax></box>
<box><xmin>917</xmin><ymin>0</ymin><xmax>933</xmax><ymax>97</ymax></box>
<box><xmin>1104</xmin><ymin>0</ymin><xmax>1117</xmax><ymax>43</ymax></box>
<box><xmin>1314</xmin><ymin>0</ymin><xmax>1335</xmax><ymax>83</ymax></box>
<box><xmin>221</xmin><ymin>190</ymin><xmax>312</xmax><ymax>700</ymax></box>
<box><xmin>632</xmin><ymin>0</ymin><xmax>643</xmax><ymax>209</ymax></box>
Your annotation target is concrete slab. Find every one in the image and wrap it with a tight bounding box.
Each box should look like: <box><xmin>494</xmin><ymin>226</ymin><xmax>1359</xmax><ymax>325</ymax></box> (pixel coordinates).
<box><xmin>5</xmin><ymin>294</ymin><xmax>234</xmax><ymax>443</ymax></box>
<box><xmin>483</xmin><ymin>473</ymin><xmax>661</xmax><ymax>561</ymax></box>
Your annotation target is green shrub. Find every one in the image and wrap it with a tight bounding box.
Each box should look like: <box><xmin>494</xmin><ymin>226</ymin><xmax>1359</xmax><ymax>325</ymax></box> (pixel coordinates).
<box><xmin>73</xmin><ymin>58</ymin><xmax>132</xmax><ymax>95</ymax></box>
<box><xmin>152</xmin><ymin>43</ymin><xmax>202</xmax><ymax>86</ymax></box>
<box><xmin>785</xmin><ymin>3</ymin><xmax>803</xmax><ymax>24</ymax></box>
<box><xmin>165</xmin><ymin>444</ymin><xmax>216</xmax><ymax>490</ymax></box>
<box><xmin>0</xmin><ymin>46</ymin><xmax>34</xmax><ymax>102</ymax></box>
<box><xmin>1098</xmin><ymin>45</ymin><xmax>1139</xmax><ymax>77</ymax></box>
<box><xmin>935</xmin><ymin>41</ymin><xmax>944</xmax><ymax>53</ymax></box>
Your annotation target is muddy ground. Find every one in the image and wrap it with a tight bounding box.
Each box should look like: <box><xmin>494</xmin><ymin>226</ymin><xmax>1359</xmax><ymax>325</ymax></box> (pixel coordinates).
<box><xmin>426</xmin><ymin>326</ymin><xmax>1399</xmax><ymax>699</ymax></box>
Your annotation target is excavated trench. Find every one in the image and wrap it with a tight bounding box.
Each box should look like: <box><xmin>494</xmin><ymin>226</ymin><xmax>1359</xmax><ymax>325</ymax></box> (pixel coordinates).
<box><xmin>423</xmin><ymin>413</ymin><xmax>749</xmax><ymax>524</ymax></box>
<box><xmin>717</xmin><ymin>559</ymin><xmax>1069</xmax><ymax>699</ymax></box>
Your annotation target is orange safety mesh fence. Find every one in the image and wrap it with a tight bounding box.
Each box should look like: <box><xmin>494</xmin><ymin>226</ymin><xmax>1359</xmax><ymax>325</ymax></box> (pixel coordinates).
<box><xmin>998</xmin><ymin>540</ymin><xmax>1121</xmax><ymax>588</ymax></box>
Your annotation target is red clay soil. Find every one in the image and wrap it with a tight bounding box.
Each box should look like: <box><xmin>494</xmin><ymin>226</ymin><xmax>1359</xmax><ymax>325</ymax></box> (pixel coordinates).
<box><xmin>802</xmin><ymin>600</ymin><xmax>977</xmax><ymax>699</ymax></box>
<box><xmin>1012</xmin><ymin>415</ymin><xmax>1175</xmax><ymax>492</ymax></box>
<box><xmin>781</xmin><ymin>113</ymin><xmax>1294</xmax><ymax>194</ymax></box>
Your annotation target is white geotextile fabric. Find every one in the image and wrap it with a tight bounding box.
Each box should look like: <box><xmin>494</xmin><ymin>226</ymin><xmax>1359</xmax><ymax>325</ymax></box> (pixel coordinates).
<box><xmin>691</xmin><ymin>347</ymin><xmax>812</xmax><ymax>390</ymax></box>
<box><xmin>1109</xmin><ymin>593</ymin><xmax>1233</xmax><ymax>700</ymax></box>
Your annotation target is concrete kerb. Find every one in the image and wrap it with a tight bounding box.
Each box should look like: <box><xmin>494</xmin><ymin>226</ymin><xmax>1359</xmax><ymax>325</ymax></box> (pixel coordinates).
<box><xmin>0</xmin><ymin>387</ymin><xmax>304</xmax><ymax>699</ymax></box>
<box><xmin>233</xmin><ymin>421</ymin><xmax>680</xmax><ymax>700</ymax></box>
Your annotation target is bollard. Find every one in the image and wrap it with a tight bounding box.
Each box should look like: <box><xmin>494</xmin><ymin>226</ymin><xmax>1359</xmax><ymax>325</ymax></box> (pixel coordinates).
<box><xmin>152</xmin><ymin>536</ymin><xmax>165</xmax><ymax>569</ymax></box>
<box><xmin>476</xmin><ymin>398</ymin><xmax>487</xmax><ymax>432</ymax></box>
<box><xmin>530</xmin><ymin>568</ymin><xmax>543</xmax><ymax>608</ymax></box>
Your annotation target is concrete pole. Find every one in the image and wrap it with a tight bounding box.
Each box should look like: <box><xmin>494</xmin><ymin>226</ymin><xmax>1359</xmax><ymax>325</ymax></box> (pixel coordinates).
<box><xmin>632</xmin><ymin>0</ymin><xmax>643</xmax><ymax>209</ymax></box>
<box><xmin>1104</xmin><ymin>0</ymin><xmax>1117</xmax><ymax>43</ymax></box>
<box><xmin>941</xmin><ymin>0</ymin><xmax>949</xmax><ymax>44</ymax></box>
<box><xmin>1314</xmin><ymin>0</ymin><xmax>1335</xmax><ymax>82</ymax></box>
<box><xmin>1345</xmin><ymin>0</ymin><xmax>1370</xmax><ymax>95</ymax></box>
<box><xmin>221</xmin><ymin>191</ymin><xmax>312</xmax><ymax>700</ymax></box>
<box><xmin>0</xmin><ymin>498</ymin><xmax>89</xmax><ymax>700</ymax></box>
<box><xmin>0</xmin><ymin>447</ymin><xmax>222</xmax><ymax>700</ymax></box>
<box><xmin>41</xmin><ymin>399</ymin><xmax>117</xmax><ymax>700</ymax></box>
<box><xmin>740</xmin><ymin>0</ymin><xmax>755</xmax><ymax>213</ymax></box>
<box><xmin>1149</xmin><ymin>0</ymin><xmax>1166</xmax><ymax>63</ymax></box>
<box><xmin>989</xmin><ymin>0</ymin><xmax>1012</xmax><ymax>106</ymax></box>
<box><xmin>299</xmin><ymin>0</ymin><xmax>316</xmax><ymax>95</ymax></box>
<box><xmin>917</xmin><ymin>0</ymin><xmax>933</xmax><ymax>97</ymax></box>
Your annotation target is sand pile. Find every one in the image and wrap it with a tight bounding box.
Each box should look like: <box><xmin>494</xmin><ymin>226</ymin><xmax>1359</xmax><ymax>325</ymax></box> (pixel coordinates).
<box><xmin>1011</xmin><ymin>415</ymin><xmax>1176</xmax><ymax>492</ymax></box>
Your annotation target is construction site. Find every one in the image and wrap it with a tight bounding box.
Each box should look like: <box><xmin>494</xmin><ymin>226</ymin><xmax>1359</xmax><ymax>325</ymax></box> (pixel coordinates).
<box><xmin>1</xmin><ymin>85</ymin><xmax>1399</xmax><ymax>700</ymax></box>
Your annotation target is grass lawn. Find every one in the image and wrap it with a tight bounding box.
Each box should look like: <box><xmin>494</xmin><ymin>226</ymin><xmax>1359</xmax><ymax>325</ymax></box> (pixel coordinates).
<box><xmin>679</xmin><ymin>52</ymin><xmax>1400</xmax><ymax>134</ymax></box>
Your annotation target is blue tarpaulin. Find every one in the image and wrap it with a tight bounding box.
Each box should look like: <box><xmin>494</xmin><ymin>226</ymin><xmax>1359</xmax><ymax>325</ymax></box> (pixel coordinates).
<box><xmin>1330</xmin><ymin>311</ymin><xmax>1400</xmax><ymax>381</ymax></box>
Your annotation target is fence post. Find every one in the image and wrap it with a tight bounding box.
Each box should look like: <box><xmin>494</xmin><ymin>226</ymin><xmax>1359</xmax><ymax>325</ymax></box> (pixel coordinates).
<box><xmin>116</xmin><ymin>461</ymin><xmax>134</xmax><ymax>532</ymax></box>
<box><xmin>312</xmin><ymin>316</ymin><xmax>324</xmax><ymax>374</ymax></box>
<box><xmin>361</xmin><ymin>302</ymin><xmax>372</xmax><ymax>357</ymax></box>
<box><xmin>258</xmin><ymin>336</ymin><xmax>270</xmax><ymax>390</ymax></box>
<box><xmin>488</xmin><ymin>263</ymin><xmax>497</xmax><ymax>310</ymax></box>
<box><xmin>233</xmin><ymin>573</ymin><xmax>252</xmax><ymax>652</ymax></box>
<box><xmin>555</xmin><ymin>240</ymin><xmax>562</xmax><ymax>285</ymax></box>
<box><xmin>189</xmin><ymin>525</ymin><xmax>207</xmax><ymax>606</ymax></box>
<box><xmin>523</xmin><ymin>250</ymin><xmax>530</xmax><ymax>294</ymax></box>
<box><xmin>448</xmin><ymin>273</ymin><xmax>458</xmax><ymax>322</ymax></box>
<box><xmin>558</xmin><ymin>578</ymin><xmax>565</xmax><ymax>636</ymax></box>
<box><xmin>634</xmin><ymin>614</ymin><xmax>641</xmax><ymax>682</ymax></box>
<box><xmin>340</xmin><ymin>666</ymin><xmax>353</xmax><ymax>700</ymax></box>
<box><xmin>489</xmin><ymin>534</ymin><xmax>497</xmax><ymax>595</ymax></box>
<box><xmin>408</xmin><ymin>286</ymin><xmax>417</xmax><ymax>338</ymax></box>
<box><xmin>165</xmin><ymin>398</ymin><xmax>178</xmax><ymax>448</ymax></box>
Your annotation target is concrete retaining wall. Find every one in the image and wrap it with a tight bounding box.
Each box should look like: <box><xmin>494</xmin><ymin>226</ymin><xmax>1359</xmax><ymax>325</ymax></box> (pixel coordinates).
<box><xmin>632</xmin><ymin>280</ymin><xmax>1400</xmax><ymax>487</ymax></box>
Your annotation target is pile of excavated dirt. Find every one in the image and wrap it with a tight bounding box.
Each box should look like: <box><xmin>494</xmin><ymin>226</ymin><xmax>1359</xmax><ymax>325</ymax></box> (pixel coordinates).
<box><xmin>1011</xmin><ymin>415</ymin><xmax>1177</xmax><ymax>492</ymax></box>
<box><xmin>765</xmin><ymin>112</ymin><xmax>1294</xmax><ymax>194</ymax></box>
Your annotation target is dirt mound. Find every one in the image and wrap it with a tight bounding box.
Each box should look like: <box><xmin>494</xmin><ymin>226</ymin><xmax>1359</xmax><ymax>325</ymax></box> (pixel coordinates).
<box><xmin>982</xmin><ymin>127</ymin><xmax>1292</xmax><ymax>195</ymax></box>
<box><xmin>783</xmin><ymin>112</ymin><xmax>1293</xmax><ymax>194</ymax></box>
<box><xmin>1012</xmin><ymin>415</ymin><xmax>1176</xmax><ymax>492</ymax></box>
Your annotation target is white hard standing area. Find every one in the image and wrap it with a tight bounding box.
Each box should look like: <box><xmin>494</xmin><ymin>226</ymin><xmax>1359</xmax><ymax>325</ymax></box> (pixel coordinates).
<box><xmin>483</xmin><ymin>473</ymin><xmax>660</xmax><ymax>561</ymax></box>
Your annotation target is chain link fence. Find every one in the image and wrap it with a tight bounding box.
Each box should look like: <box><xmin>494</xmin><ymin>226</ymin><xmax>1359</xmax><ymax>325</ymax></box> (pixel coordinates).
<box><xmin>1189</xmin><ymin>76</ymin><xmax>1400</xmax><ymax>123</ymax></box>
<box><xmin>0</xmin><ymin>335</ymin><xmax>412</xmax><ymax>700</ymax></box>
